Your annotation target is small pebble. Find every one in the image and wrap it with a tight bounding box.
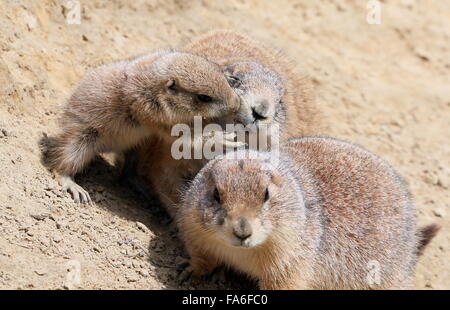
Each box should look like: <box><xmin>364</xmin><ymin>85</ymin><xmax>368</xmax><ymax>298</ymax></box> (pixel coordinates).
<box><xmin>432</xmin><ymin>208</ymin><xmax>446</xmax><ymax>218</ymax></box>
<box><xmin>126</xmin><ymin>274</ymin><xmax>138</xmax><ymax>282</ymax></box>
<box><xmin>437</xmin><ymin>176</ymin><xmax>448</xmax><ymax>189</ymax></box>
<box><xmin>135</xmin><ymin>221</ymin><xmax>148</xmax><ymax>232</ymax></box>
<box><xmin>30</xmin><ymin>214</ymin><xmax>48</xmax><ymax>221</ymax></box>
<box><xmin>34</xmin><ymin>270</ymin><xmax>46</xmax><ymax>276</ymax></box>
<box><xmin>138</xmin><ymin>269</ymin><xmax>149</xmax><ymax>277</ymax></box>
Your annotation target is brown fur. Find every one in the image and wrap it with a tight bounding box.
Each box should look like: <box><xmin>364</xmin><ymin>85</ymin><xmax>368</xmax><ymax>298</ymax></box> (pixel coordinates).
<box><xmin>416</xmin><ymin>223</ymin><xmax>441</xmax><ymax>256</ymax></box>
<box><xmin>177</xmin><ymin>137</ymin><xmax>438</xmax><ymax>289</ymax></box>
<box><xmin>133</xmin><ymin>31</ymin><xmax>320</xmax><ymax>215</ymax></box>
<box><xmin>45</xmin><ymin>50</ymin><xmax>240</xmax><ymax>202</ymax></box>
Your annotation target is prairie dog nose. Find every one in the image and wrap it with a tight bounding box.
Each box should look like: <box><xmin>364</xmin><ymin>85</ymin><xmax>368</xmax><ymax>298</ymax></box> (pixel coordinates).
<box><xmin>232</xmin><ymin>218</ymin><xmax>253</xmax><ymax>240</ymax></box>
<box><xmin>252</xmin><ymin>98</ymin><xmax>270</xmax><ymax>121</ymax></box>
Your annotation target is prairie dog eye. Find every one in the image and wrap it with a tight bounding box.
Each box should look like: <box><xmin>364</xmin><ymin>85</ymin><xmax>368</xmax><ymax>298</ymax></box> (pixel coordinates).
<box><xmin>213</xmin><ymin>188</ymin><xmax>221</xmax><ymax>204</ymax></box>
<box><xmin>264</xmin><ymin>188</ymin><xmax>270</xmax><ymax>202</ymax></box>
<box><xmin>197</xmin><ymin>94</ymin><xmax>213</xmax><ymax>103</ymax></box>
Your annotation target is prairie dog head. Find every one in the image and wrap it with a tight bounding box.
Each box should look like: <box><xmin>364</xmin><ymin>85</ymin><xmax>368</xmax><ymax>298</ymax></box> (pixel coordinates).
<box><xmin>222</xmin><ymin>61</ymin><xmax>285</xmax><ymax>129</ymax></box>
<box><xmin>180</xmin><ymin>150</ymin><xmax>305</xmax><ymax>249</ymax></box>
<box><xmin>125</xmin><ymin>52</ymin><xmax>241</xmax><ymax>125</ymax></box>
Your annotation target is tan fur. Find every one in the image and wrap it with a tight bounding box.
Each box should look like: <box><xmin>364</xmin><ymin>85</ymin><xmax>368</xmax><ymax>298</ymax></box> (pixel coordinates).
<box><xmin>45</xmin><ymin>50</ymin><xmax>240</xmax><ymax>202</ymax></box>
<box><xmin>177</xmin><ymin>137</ymin><xmax>438</xmax><ymax>289</ymax></box>
<box><xmin>134</xmin><ymin>31</ymin><xmax>320</xmax><ymax>215</ymax></box>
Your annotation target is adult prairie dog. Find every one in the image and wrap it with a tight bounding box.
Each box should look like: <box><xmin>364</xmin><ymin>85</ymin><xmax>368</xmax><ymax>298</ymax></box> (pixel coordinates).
<box><xmin>177</xmin><ymin>137</ymin><xmax>439</xmax><ymax>289</ymax></box>
<box><xmin>45</xmin><ymin>50</ymin><xmax>240</xmax><ymax>203</ymax></box>
<box><xmin>185</xmin><ymin>30</ymin><xmax>318</xmax><ymax>138</ymax></box>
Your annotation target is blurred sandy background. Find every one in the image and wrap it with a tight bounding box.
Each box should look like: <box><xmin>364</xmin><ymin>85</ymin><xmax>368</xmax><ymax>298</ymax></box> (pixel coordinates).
<box><xmin>0</xmin><ymin>0</ymin><xmax>448</xmax><ymax>289</ymax></box>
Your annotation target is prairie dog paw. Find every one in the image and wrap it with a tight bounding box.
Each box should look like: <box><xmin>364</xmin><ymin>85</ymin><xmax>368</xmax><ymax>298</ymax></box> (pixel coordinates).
<box><xmin>177</xmin><ymin>258</ymin><xmax>216</xmax><ymax>285</ymax></box>
<box><xmin>60</xmin><ymin>175</ymin><xmax>92</xmax><ymax>204</ymax></box>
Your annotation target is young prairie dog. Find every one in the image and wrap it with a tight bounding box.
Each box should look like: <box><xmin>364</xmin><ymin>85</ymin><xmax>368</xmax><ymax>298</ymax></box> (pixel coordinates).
<box><xmin>131</xmin><ymin>31</ymin><xmax>318</xmax><ymax>216</ymax></box>
<box><xmin>177</xmin><ymin>137</ymin><xmax>440</xmax><ymax>289</ymax></box>
<box><xmin>45</xmin><ymin>50</ymin><xmax>240</xmax><ymax>203</ymax></box>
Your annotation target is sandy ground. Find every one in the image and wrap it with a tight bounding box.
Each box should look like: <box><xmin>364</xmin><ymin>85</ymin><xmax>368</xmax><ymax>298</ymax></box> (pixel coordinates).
<box><xmin>0</xmin><ymin>0</ymin><xmax>448</xmax><ymax>290</ymax></box>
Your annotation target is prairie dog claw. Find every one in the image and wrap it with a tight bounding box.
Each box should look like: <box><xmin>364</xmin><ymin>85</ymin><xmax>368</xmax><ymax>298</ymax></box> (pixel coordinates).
<box><xmin>60</xmin><ymin>175</ymin><xmax>92</xmax><ymax>204</ymax></box>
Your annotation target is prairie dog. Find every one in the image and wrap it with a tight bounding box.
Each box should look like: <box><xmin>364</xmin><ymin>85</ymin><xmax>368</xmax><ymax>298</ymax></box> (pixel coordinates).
<box><xmin>131</xmin><ymin>31</ymin><xmax>318</xmax><ymax>216</ymax></box>
<box><xmin>177</xmin><ymin>137</ymin><xmax>439</xmax><ymax>289</ymax></box>
<box><xmin>185</xmin><ymin>30</ymin><xmax>317</xmax><ymax>137</ymax></box>
<box><xmin>45</xmin><ymin>50</ymin><xmax>240</xmax><ymax>203</ymax></box>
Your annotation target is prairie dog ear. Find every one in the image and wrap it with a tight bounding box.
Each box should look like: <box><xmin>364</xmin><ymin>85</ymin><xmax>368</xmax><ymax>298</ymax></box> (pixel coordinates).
<box><xmin>223</xmin><ymin>65</ymin><xmax>241</xmax><ymax>88</ymax></box>
<box><xmin>165</xmin><ymin>79</ymin><xmax>177</xmax><ymax>94</ymax></box>
<box><xmin>225</xmin><ymin>73</ymin><xmax>241</xmax><ymax>88</ymax></box>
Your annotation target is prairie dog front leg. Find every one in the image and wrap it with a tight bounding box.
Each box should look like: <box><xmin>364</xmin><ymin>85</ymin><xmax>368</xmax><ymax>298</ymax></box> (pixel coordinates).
<box><xmin>178</xmin><ymin>244</ymin><xmax>218</xmax><ymax>283</ymax></box>
<box><xmin>50</xmin><ymin>128</ymin><xmax>99</xmax><ymax>203</ymax></box>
